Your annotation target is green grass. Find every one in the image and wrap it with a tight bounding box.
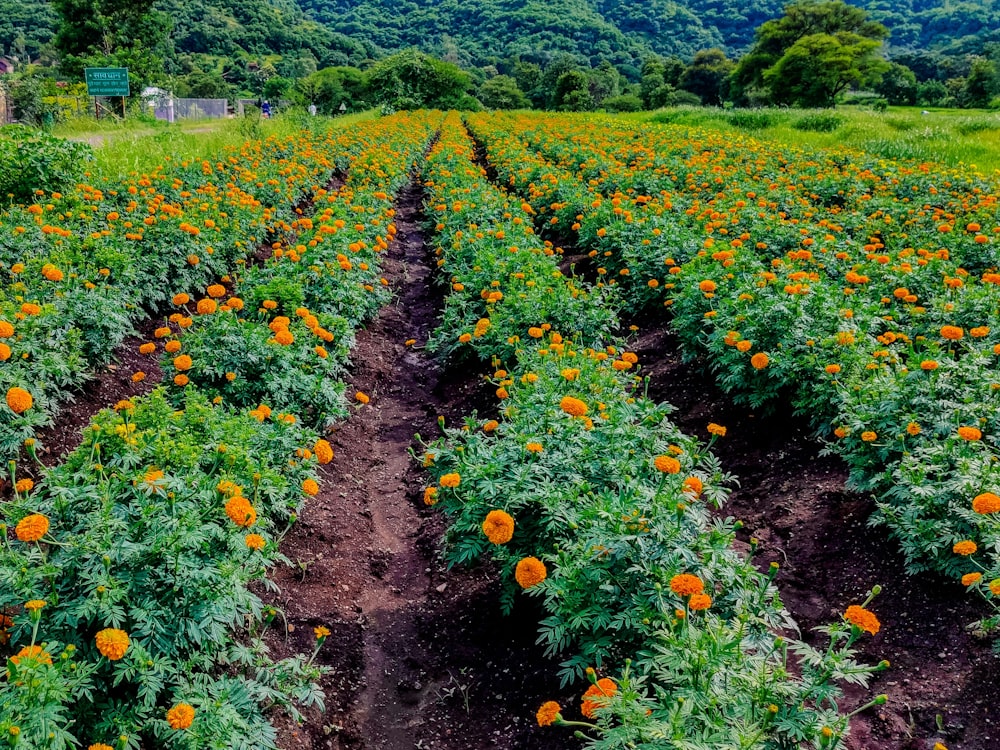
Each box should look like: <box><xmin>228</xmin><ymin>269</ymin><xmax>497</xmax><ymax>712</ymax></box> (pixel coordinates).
<box><xmin>647</xmin><ymin>105</ymin><xmax>1000</xmax><ymax>176</ymax></box>
<box><xmin>54</xmin><ymin>110</ymin><xmax>377</xmax><ymax>178</ymax></box>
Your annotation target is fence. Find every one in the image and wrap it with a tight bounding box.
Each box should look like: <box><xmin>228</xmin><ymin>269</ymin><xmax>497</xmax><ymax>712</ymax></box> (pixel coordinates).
<box><xmin>151</xmin><ymin>97</ymin><xmax>228</xmax><ymax>122</ymax></box>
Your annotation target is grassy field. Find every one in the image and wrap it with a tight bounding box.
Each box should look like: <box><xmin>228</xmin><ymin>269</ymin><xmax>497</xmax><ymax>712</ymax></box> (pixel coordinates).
<box><xmin>648</xmin><ymin>105</ymin><xmax>1000</xmax><ymax>175</ymax></box>
<box><xmin>51</xmin><ymin>111</ymin><xmax>376</xmax><ymax>176</ymax></box>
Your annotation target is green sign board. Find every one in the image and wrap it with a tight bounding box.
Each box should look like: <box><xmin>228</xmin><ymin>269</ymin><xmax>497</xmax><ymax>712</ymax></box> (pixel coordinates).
<box><xmin>84</xmin><ymin>68</ymin><xmax>130</xmax><ymax>97</ymax></box>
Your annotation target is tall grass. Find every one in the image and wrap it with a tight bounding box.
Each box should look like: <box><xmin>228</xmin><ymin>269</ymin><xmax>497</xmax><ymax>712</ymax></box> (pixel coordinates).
<box><xmin>648</xmin><ymin>105</ymin><xmax>1000</xmax><ymax>175</ymax></box>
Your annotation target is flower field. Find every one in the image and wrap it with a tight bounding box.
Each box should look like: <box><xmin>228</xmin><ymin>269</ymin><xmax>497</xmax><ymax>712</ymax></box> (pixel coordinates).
<box><xmin>1</xmin><ymin>109</ymin><xmax>997</xmax><ymax>750</ymax></box>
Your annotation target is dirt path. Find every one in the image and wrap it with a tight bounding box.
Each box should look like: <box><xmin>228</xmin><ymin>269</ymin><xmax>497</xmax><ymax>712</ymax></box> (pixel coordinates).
<box><xmin>269</xmin><ymin>175</ymin><xmax>573</xmax><ymax>750</ymax></box>
<box><xmin>632</xmin><ymin>319</ymin><xmax>1000</xmax><ymax>750</ymax></box>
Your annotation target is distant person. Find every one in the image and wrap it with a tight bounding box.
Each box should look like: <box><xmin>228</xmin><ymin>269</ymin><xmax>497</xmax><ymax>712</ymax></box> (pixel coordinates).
<box><xmin>262</xmin><ymin>100</ymin><xmax>272</xmax><ymax>118</ymax></box>
<box><xmin>308</xmin><ymin>103</ymin><xmax>317</xmax><ymax>116</ymax></box>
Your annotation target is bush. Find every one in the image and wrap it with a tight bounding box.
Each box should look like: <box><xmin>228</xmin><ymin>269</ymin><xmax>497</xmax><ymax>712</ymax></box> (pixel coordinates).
<box><xmin>727</xmin><ymin>110</ymin><xmax>774</xmax><ymax>130</ymax></box>
<box><xmin>601</xmin><ymin>94</ymin><xmax>643</xmax><ymax>113</ymax></box>
<box><xmin>0</xmin><ymin>128</ymin><xmax>92</xmax><ymax>202</ymax></box>
<box><xmin>792</xmin><ymin>111</ymin><xmax>846</xmax><ymax>132</ymax></box>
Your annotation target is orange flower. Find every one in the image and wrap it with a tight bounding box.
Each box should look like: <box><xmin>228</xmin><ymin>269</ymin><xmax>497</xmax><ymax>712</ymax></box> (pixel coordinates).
<box><xmin>973</xmin><ymin>493</ymin><xmax>1000</xmax><ymax>514</ymax></box>
<box><xmin>560</xmin><ymin>396</ymin><xmax>588</xmax><ymax>416</ymax></box>
<box><xmin>654</xmin><ymin>455</ymin><xmax>681</xmax><ymax>474</ymax></box>
<box><xmin>314</xmin><ymin>439</ymin><xmax>334</xmax><ymax>464</ymax></box>
<box><xmin>683</xmin><ymin>476</ymin><xmax>703</xmax><ymax>496</ymax></box>
<box><xmin>707</xmin><ymin>423</ymin><xmax>726</xmax><ymax>437</ymax></box>
<box><xmin>224</xmin><ymin>496</ymin><xmax>257</xmax><ymax>528</ymax></box>
<box><xmin>245</xmin><ymin>534</ymin><xmax>266</xmax><ymax>550</ymax></box>
<box><xmin>920</xmin><ymin>360</ymin><xmax>939</xmax><ymax>371</ymax></box>
<box><xmin>423</xmin><ymin>486</ymin><xmax>438</xmax><ymax>506</ymax></box>
<box><xmin>10</xmin><ymin>644</ymin><xmax>52</xmax><ymax>667</ymax></box>
<box><xmin>206</xmin><ymin>284</ymin><xmax>226</xmax><ymax>298</ymax></box>
<box><xmin>14</xmin><ymin>478</ymin><xmax>33</xmax><ymax>494</ymax></box>
<box><xmin>482</xmin><ymin>510</ymin><xmax>515</xmax><ymax>544</ymax></box>
<box><xmin>483</xmin><ymin>420</ymin><xmax>499</xmax><ymax>432</ymax></box>
<box><xmin>689</xmin><ymin>593</ymin><xmax>712</xmax><ymax>610</ymax></box>
<box><xmin>825</xmin><ymin>364</ymin><xmax>841</xmax><ymax>374</ymax></box>
<box><xmin>302</xmin><ymin>478</ymin><xmax>319</xmax><ymax>496</ymax></box>
<box><xmin>581</xmin><ymin>678</ymin><xmax>618</xmax><ymax>718</ymax></box>
<box><xmin>669</xmin><ymin>573</ymin><xmax>704</xmax><ymax>596</ymax></box>
<box><xmin>172</xmin><ymin>293</ymin><xmax>190</xmax><ymax>306</ymax></box>
<box><xmin>971</xmin><ymin>326</ymin><xmax>990</xmax><ymax>338</ymax></box>
<box><xmin>15</xmin><ymin>514</ymin><xmax>48</xmax><ymax>542</ymax></box>
<box><xmin>957</xmin><ymin>426</ymin><xmax>982</xmax><ymax>441</ymax></box>
<box><xmin>6</xmin><ymin>387</ymin><xmax>33</xmax><ymax>414</ymax></box>
<box><xmin>736</xmin><ymin>340</ymin><xmax>752</xmax><ymax>352</ymax></box>
<box><xmin>164</xmin><ymin>340</ymin><xmax>182</xmax><ymax>354</ymax></box>
<box><xmin>940</xmin><ymin>325</ymin><xmax>964</xmax><ymax>340</ymax></box>
<box><xmin>196</xmin><ymin>298</ymin><xmax>217</xmax><ymax>315</ymax></box>
<box><xmin>439</xmin><ymin>472</ymin><xmax>460</xmax><ymax>488</ymax></box>
<box><xmin>861</xmin><ymin>431</ymin><xmax>877</xmax><ymax>442</ymax></box>
<box><xmin>962</xmin><ymin>572</ymin><xmax>983</xmax><ymax>586</ymax></box>
<box><xmin>173</xmin><ymin>374</ymin><xmax>189</xmax><ymax>387</ymax></box>
<box><xmin>953</xmin><ymin>540</ymin><xmax>977</xmax><ymax>556</ymax></box>
<box><xmin>906</xmin><ymin>422</ymin><xmax>921</xmax><ymax>436</ymax></box>
<box><xmin>0</xmin><ymin>321</ymin><xmax>14</xmax><ymax>338</ymax></box>
<box><xmin>526</xmin><ymin>442</ymin><xmax>543</xmax><ymax>453</ymax></box>
<box><xmin>95</xmin><ymin>628</ymin><xmax>130</xmax><ymax>660</ymax></box>
<box><xmin>356</xmin><ymin>391</ymin><xmax>370</xmax><ymax>404</ymax></box>
<box><xmin>536</xmin><ymin>701</ymin><xmax>561</xmax><ymax>727</ymax></box>
<box><xmin>274</xmin><ymin>329</ymin><xmax>294</xmax><ymax>345</ymax></box>
<box><xmin>173</xmin><ymin>354</ymin><xmax>193</xmax><ymax>371</ymax></box>
<box><xmin>166</xmin><ymin>703</ymin><xmax>195</xmax><ymax>730</ymax></box>
<box><xmin>844</xmin><ymin>604</ymin><xmax>880</xmax><ymax>635</ymax></box>
<box><xmin>515</xmin><ymin>556</ymin><xmax>547</xmax><ymax>588</ymax></box>
<box><xmin>527</xmin><ymin>326</ymin><xmax>544</xmax><ymax>338</ymax></box>
<box><xmin>750</xmin><ymin>352</ymin><xmax>769</xmax><ymax>370</ymax></box>
<box><xmin>698</xmin><ymin>279</ymin><xmax>717</xmax><ymax>293</ymax></box>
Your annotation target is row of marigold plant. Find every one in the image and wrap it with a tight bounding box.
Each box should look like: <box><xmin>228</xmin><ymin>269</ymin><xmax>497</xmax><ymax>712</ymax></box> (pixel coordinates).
<box><xmin>465</xmin><ymin>110</ymin><xmax>1000</xmax><ymax>638</ymax></box>
<box><xmin>0</xmin><ymin>111</ymin><xmax>440</xmax><ymax>748</ymax></box>
<box><xmin>0</xmin><ymin>122</ymin><xmax>382</xmax><ymax>471</ymax></box>
<box><xmin>418</xmin><ymin>112</ymin><xmax>885</xmax><ymax>749</ymax></box>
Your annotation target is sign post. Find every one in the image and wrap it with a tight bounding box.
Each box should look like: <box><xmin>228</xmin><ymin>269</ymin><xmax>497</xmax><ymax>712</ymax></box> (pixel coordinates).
<box><xmin>85</xmin><ymin>68</ymin><xmax>130</xmax><ymax>118</ymax></box>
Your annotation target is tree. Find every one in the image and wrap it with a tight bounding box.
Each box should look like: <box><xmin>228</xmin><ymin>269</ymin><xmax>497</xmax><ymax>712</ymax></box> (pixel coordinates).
<box><xmin>875</xmin><ymin>62</ymin><xmax>917</xmax><ymax>105</ymax></box>
<box><xmin>732</xmin><ymin>1</ymin><xmax>888</xmax><ymax>106</ymax></box>
<box><xmin>640</xmin><ymin>58</ymin><xmax>676</xmax><ymax>109</ymax></box>
<box><xmin>366</xmin><ymin>49</ymin><xmax>472</xmax><ymax>110</ymax></box>
<box><xmin>298</xmin><ymin>66</ymin><xmax>367</xmax><ymax>113</ymax></box>
<box><xmin>554</xmin><ymin>70</ymin><xmax>593</xmax><ymax>111</ymax></box>
<box><xmin>680</xmin><ymin>48</ymin><xmax>734</xmax><ymax>105</ymax></box>
<box><xmin>479</xmin><ymin>75</ymin><xmax>530</xmax><ymax>109</ymax></box>
<box><xmin>963</xmin><ymin>57</ymin><xmax>998</xmax><ymax>108</ymax></box>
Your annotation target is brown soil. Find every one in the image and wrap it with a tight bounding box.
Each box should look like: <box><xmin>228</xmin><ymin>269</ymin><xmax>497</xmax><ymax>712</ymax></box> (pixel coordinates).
<box><xmin>267</xmin><ymin>176</ymin><xmax>574</xmax><ymax>750</ymax></box>
<box><xmin>631</xmin><ymin>317</ymin><xmax>1000</xmax><ymax>750</ymax></box>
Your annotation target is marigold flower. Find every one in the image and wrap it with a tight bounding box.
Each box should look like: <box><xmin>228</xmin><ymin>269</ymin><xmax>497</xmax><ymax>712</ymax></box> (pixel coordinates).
<box><xmin>920</xmin><ymin>359</ymin><xmax>939</xmax><ymax>371</ymax></box>
<box><xmin>953</xmin><ymin>540</ymin><xmax>977</xmax><ymax>556</ymax></box>
<box><xmin>164</xmin><ymin>340</ymin><xmax>181</xmax><ymax>354</ymax></box>
<box><xmin>536</xmin><ymin>701</ymin><xmax>561</xmax><ymax>727</ymax></box>
<box><xmin>526</xmin><ymin>442</ymin><xmax>543</xmax><ymax>453</ymax></box>
<box><xmin>206</xmin><ymin>284</ymin><xmax>226</xmax><ymax>298</ymax></box>
<box><xmin>10</xmin><ymin>644</ymin><xmax>51</xmax><ymax>667</ymax></box>
<box><xmin>95</xmin><ymin>628</ymin><xmax>130</xmax><ymax>660</ymax></box>
<box><xmin>172</xmin><ymin>293</ymin><xmax>190</xmax><ymax>306</ymax></box>
<box><xmin>825</xmin><ymin>364</ymin><xmax>841</xmax><ymax>374</ymax></box>
<box><xmin>15</xmin><ymin>513</ymin><xmax>48</xmax><ymax>542</ymax></box>
<box><xmin>962</xmin><ymin>572</ymin><xmax>983</xmax><ymax>586</ymax></box>
<box><xmin>560</xmin><ymin>396</ymin><xmax>588</xmax><ymax>416</ymax></box>
<box><xmin>515</xmin><ymin>556</ymin><xmax>547</xmax><ymax>588</ymax></box>
<box><xmin>707</xmin><ymin>423</ymin><xmax>726</xmax><ymax>437</ymax></box>
<box><xmin>166</xmin><ymin>703</ymin><xmax>195</xmax><ymax>730</ymax></box>
<box><xmin>89</xmin><ymin>745</ymin><xmax>115</xmax><ymax>750</ymax></box>
<box><xmin>844</xmin><ymin>604</ymin><xmax>880</xmax><ymax>635</ymax></box>
<box><xmin>314</xmin><ymin>439</ymin><xmax>334</xmax><ymax>464</ymax></box>
<box><xmin>482</xmin><ymin>509</ymin><xmax>515</xmax><ymax>545</ymax></box>
<box><xmin>173</xmin><ymin>354</ymin><xmax>193</xmax><ymax>372</ymax></box>
<box><xmin>6</xmin><ymin>387</ymin><xmax>33</xmax><ymax>414</ymax></box>
<box><xmin>906</xmin><ymin>422</ymin><xmax>921</xmax><ymax>436</ymax></box>
<box><xmin>940</xmin><ymin>325</ymin><xmax>964</xmax><ymax>340</ymax></box>
<box><xmin>736</xmin><ymin>339</ymin><xmax>752</xmax><ymax>352</ymax></box>
<box><xmin>990</xmin><ymin>580</ymin><xmax>1000</xmax><ymax>596</ymax></box>
<box><xmin>439</xmin><ymin>472</ymin><xmax>460</xmax><ymax>488</ymax></box>
<box><xmin>0</xmin><ymin>321</ymin><xmax>14</xmax><ymax>338</ymax></box>
<box><xmin>972</xmin><ymin>492</ymin><xmax>1000</xmax><ymax>514</ymax></box>
<box><xmin>581</xmin><ymin>678</ymin><xmax>618</xmax><ymax>718</ymax></box>
<box><xmin>654</xmin><ymin>455</ymin><xmax>681</xmax><ymax>474</ymax></box>
<box><xmin>24</xmin><ymin>599</ymin><xmax>45</xmax><ymax>612</ymax></box>
<box><xmin>527</xmin><ymin>326</ymin><xmax>544</xmax><ymax>338</ymax></box>
<box><xmin>689</xmin><ymin>593</ymin><xmax>712</xmax><ymax>610</ymax></box>
<box><xmin>750</xmin><ymin>352</ymin><xmax>770</xmax><ymax>370</ymax></box>
<box><xmin>971</xmin><ymin>326</ymin><xmax>990</xmax><ymax>338</ymax></box>
<box><xmin>274</xmin><ymin>329</ymin><xmax>295</xmax><ymax>345</ymax></box>
<box><xmin>483</xmin><ymin>420</ymin><xmax>499</xmax><ymax>432</ymax></box>
<box><xmin>302</xmin><ymin>478</ymin><xmax>319</xmax><ymax>496</ymax></box>
<box><xmin>683</xmin><ymin>476</ymin><xmax>703</xmax><ymax>496</ymax></box>
<box><xmin>245</xmin><ymin>533</ymin><xmax>266</xmax><ymax>550</ymax></box>
<box><xmin>699</xmin><ymin>279</ymin><xmax>717</xmax><ymax>293</ymax></box>
<box><xmin>423</xmin><ymin>486</ymin><xmax>438</xmax><ymax>505</ymax></box>
<box><xmin>356</xmin><ymin>391</ymin><xmax>370</xmax><ymax>404</ymax></box>
<box><xmin>958</xmin><ymin>426</ymin><xmax>982</xmax><ymax>441</ymax></box>
<box><xmin>314</xmin><ymin>625</ymin><xmax>331</xmax><ymax>639</ymax></box>
<box><xmin>224</xmin><ymin>496</ymin><xmax>256</xmax><ymax>528</ymax></box>
<box><xmin>173</xmin><ymin>374</ymin><xmax>189</xmax><ymax>387</ymax></box>
<box><xmin>670</xmin><ymin>573</ymin><xmax>704</xmax><ymax>596</ymax></box>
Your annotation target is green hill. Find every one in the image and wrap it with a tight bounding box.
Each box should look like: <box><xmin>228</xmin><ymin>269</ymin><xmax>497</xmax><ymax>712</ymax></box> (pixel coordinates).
<box><xmin>1</xmin><ymin>0</ymin><xmax>998</xmax><ymax>73</ymax></box>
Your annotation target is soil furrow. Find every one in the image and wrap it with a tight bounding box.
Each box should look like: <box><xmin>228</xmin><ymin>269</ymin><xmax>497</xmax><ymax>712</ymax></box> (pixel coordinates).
<box><xmin>270</xmin><ymin>174</ymin><xmax>572</xmax><ymax>750</ymax></box>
